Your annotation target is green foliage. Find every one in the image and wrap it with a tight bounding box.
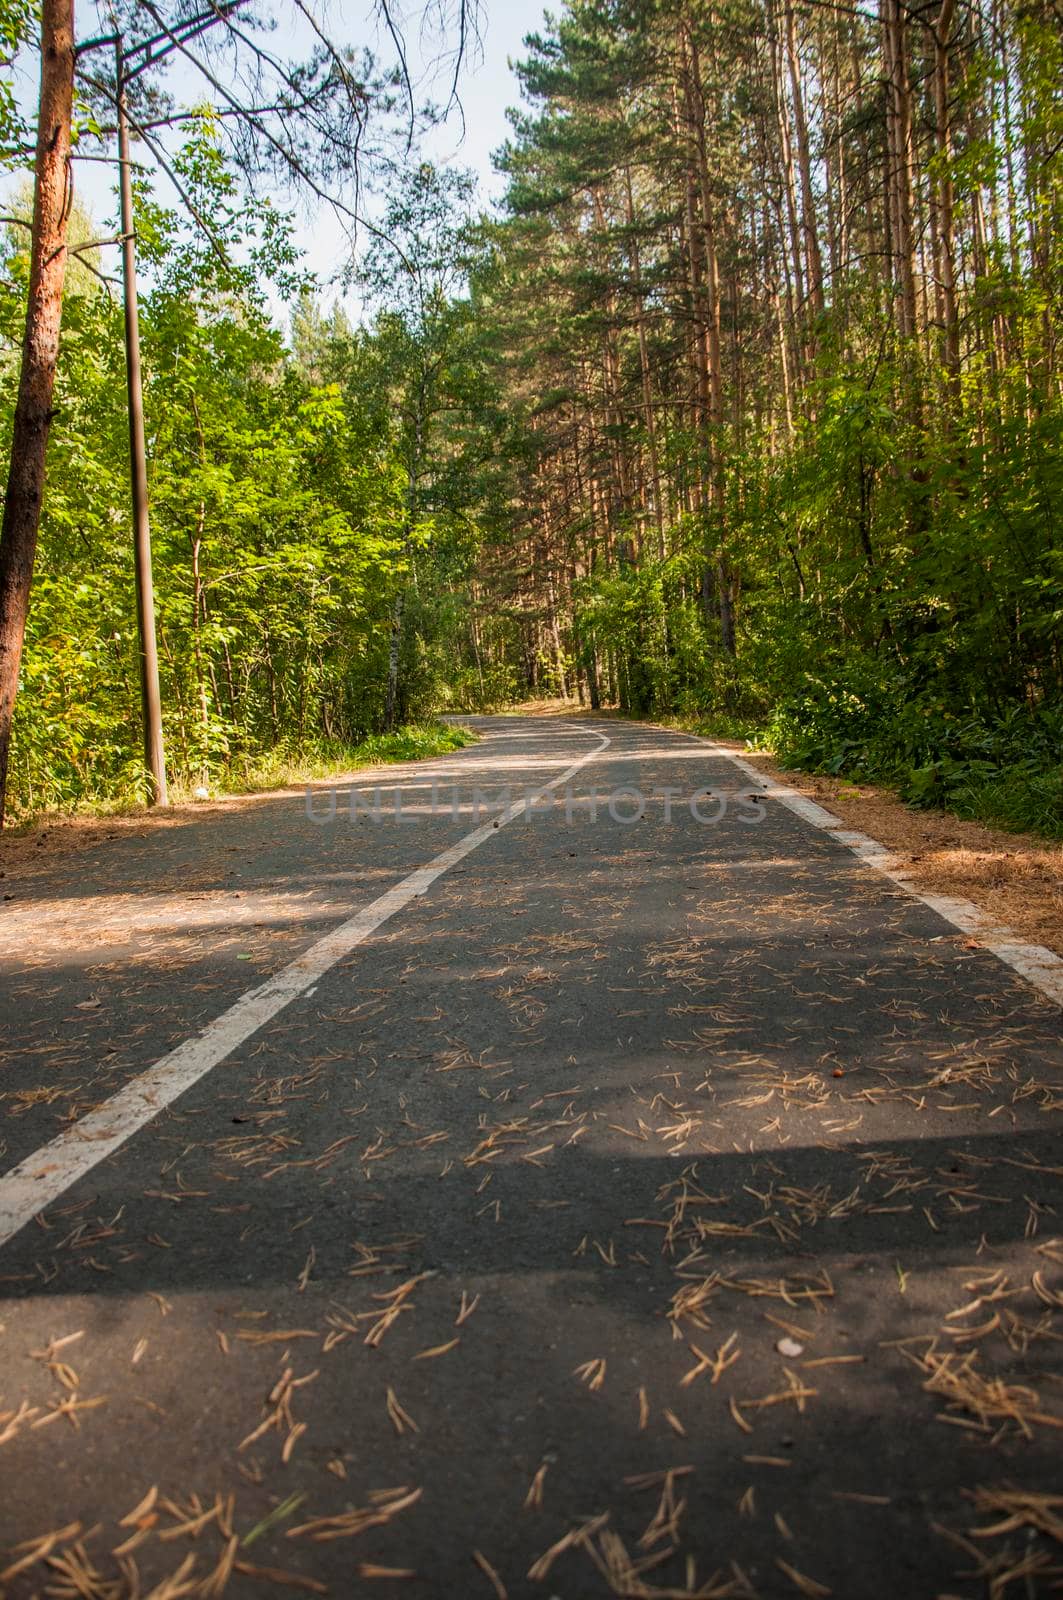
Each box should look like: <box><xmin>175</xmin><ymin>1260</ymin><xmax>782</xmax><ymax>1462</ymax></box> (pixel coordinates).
<box><xmin>216</xmin><ymin>722</ymin><xmax>475</xmax><ymax>797</ymax></box>
<box><xmin>0</xmin><ymin>0</ymin><xmax>32</xmax><ymax>169</ymax></box>
<box><xmin>768</xmin><ymin>670</ymin><xmax>1063</xmax><ymax>837</ymax></box>
<box><xmin>424</xmin><ymin>0</ymin><xmax>1063</xmax><ymax>843</ymax></box>
<box><xmin>6</xmin><ymin>0</ymin><xmax>1062</xmax><ymax>848</ymax></box>
<box><xmin>1</xmin><ymin>128</ymin><xmax>486</xmax><ymax>821</ymax></box>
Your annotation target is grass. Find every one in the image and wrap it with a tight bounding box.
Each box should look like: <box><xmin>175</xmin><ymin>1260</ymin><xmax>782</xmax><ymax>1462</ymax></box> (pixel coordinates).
<box><xmin>942</xmin><ymin>768</ymin><xmax>1063</xmax><ymax>840</ymax></box>
<box><xmin>640</xmin><ymin>710</ymin><xmax>1063</xmax><ymax>843</ymax></box>
<box><xmin>209</xmin><ymin>722</ymin><xmax>476</xmax><ymax>799</ymax></box>
<box><xmin>4</xmin><ymin>722</ymin><xmax>476</xmax><ymax>829</ymax></box>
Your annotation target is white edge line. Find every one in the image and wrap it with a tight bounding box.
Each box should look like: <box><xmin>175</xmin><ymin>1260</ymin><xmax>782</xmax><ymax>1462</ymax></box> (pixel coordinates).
<box><xmin>690</xmin><ymin>735</ymin><xmax>1063</xmax><ymax>1012</ymax></box>
<box><xmin>0</xmin><ymin>726</ymin><xmax>612</xmax><ymax>1248</ymax></box>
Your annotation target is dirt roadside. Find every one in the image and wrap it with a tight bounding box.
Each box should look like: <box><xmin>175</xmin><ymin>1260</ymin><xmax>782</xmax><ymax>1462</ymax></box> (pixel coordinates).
<box><xmin>734</xmin><ymin>745</ymin><xmax>1063</xmax><ymax>957</ymax></box>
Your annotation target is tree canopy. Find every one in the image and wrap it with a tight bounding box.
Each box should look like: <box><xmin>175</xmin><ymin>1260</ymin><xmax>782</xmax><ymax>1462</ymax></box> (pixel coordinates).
<box><xmin>1</xmin><ymin>0</ymin><xmax>1060</xmax><ymax>835</ymax></box>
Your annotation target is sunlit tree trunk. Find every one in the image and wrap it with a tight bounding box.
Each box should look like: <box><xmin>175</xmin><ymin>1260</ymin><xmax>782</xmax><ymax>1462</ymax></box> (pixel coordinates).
<box><xmin>0</xmin><ymin>0</ymin><xmax>75</xmax><ymax>823</ymax></box>
<box><xmin>623</xmin><ymin>166</ymin><xmax>667</xmax><ymax>556</ymax></box>
<box><xmin>932</xmin><ymin>0</ymin><xmax>961</xmax><ymax>401</ymax></box>
<box><xmin>783</xmin><ymin>0</ymin><xmax>825</xmax><ymax>320</ymax></box>
<box><xmin>882</xmin><ymin>0</ymin><xmax>918</xmax><ymax>340</ymax></box>
<box><xmin>767</xmin><ymin>0</ymin><xmax>807</xmax><ymax>349</ymax></box>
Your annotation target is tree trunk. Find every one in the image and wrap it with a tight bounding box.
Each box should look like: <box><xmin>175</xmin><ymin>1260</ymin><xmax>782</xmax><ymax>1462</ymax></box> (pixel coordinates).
<box><xmin>882</xmin><ymin>0</ymin><xmax>918</xmax><ymax>341</ymax></box>
<box><xmin>932</xmin><ymin>0</ymin><xmax>961</xmax><ymax>400</ymax></box>
<box><xmin>783</xmin><ymin>0</ymin><xmax>826</xmax><ymax>319</ymax></box>
<box><xmin>546</xmin><ymin>567</ymin><xmax>569</xmax><ymax>699</ymax></box>
<box><xmin>384</xmin><ymin>408</ymin><xmax>423</xmax><ymax>731</ymax></box>
<box><xmin>190</xmin><ymin>506</ymin><xmax>211</xmax><ymax>778</ymax></box>
<box><xmin>384</xmin><ymin>586</ymin><xmax>406</xmax><ymax>731</ymax></box>
<box><xmin>766</xmin><ymin>0</ymin><xmax>807</xmax><ymax>346</ymax></box>
<box><xmin>623</xmin><ymin>166</ymin><xmax>667</xmax><ymax>556</ymax></box>
<box><xmin>683</xmin><ymin>27</ymin><xmax>737</xmax><ymax>658</ymax></box>
<box><xmin>0</xmin><ymin>0</ymin><xmax>75</xmax><ymax>823</ymax></box>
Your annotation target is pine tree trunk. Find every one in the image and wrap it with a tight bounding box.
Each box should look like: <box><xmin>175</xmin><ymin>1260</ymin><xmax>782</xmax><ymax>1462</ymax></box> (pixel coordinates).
<box><xmin>882</xmin><ymin>0</ymin><xmax>918</xmax><ymax>340</ymax></box>
<box><xmin>932</xmin><ymin>0</ymin><xmax>961</xmax><ymax>399</ymax></box>
<box><xmin>623</xmin><ymin>166</ymin><xmax>667</xmax><ymax>555</ymax></box>
<box><xmin>384</xmin><ymin>409</ymin><xmax>423</xmax><ymax>731</ymax></box>
<box><xmin>0</xmin><ymin>0</ymin><xmax>75</xmax><ymax>823</ymax></box>
<box><xmin>683</xmin><ymin>26</ymin><xmax>736</xmax><ymax>659</ymax></box>
<box><xmin>783</xmin><ymin>0</ymin><xmax>826</xmax><ymax>319</ymax></box>
<box><xmin>767</xmin><ymin>0</ymin><xmax>807</xmax><ymax>346</ymax></box>
<box><xmin>383</xmin><ymin>587</ymin><xmax>406</xmax><ymax>731</ymax></box>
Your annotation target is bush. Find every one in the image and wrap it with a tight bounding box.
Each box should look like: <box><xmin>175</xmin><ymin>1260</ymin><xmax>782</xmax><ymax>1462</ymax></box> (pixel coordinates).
<box><xmin>767</xmin><ymin>664</ymin><xmax>1063</xmax><ymax>837</ymax></box>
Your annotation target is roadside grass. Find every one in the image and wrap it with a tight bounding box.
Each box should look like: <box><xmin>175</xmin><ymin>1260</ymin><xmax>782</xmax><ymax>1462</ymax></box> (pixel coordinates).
<box><xmin>650</xmin><ymin>710</ymin><xmax>1063</xmax><ymax>844</ymax></box>
<box><xmin>3</xmin><ymin>722</ymin><xmax>476</xmax><ymax>830</ymax></box>
<box><xmin>938</xmin><ymin>767</ymin><xmax>1063</xmax><ymax>840</ymax></box>
<box><xmin>207</xmin><ymin>722</ymin><xmax>476</xmax><ymax>799</ymax></box>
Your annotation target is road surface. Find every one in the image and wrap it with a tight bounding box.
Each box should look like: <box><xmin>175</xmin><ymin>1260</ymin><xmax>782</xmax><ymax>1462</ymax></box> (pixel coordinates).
<box><xmin>0</xmin><ymin>715</ymin><xmax>1060</xmax><ymax>1599</ymax></box>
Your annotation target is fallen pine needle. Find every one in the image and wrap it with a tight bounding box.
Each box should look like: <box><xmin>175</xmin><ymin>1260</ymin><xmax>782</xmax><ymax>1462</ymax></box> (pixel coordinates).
<box><xmin>729</xmin><ymin>1397</ymin><xmax>753</xmax><ymax>1434</ymax></box>
<box><xmin>235</xmin><ymin>1330</ymin><xmax>318</xmax><ymax>1346</ymax></box>
<box><xmin>524</xmin><ymin>1462</ymin><xmax>549</xmax><ymax>1511</ymax></box>
<box><xmin>202</xmin><ymin>1534</ymin><xmax>239</xmax><ymax>1598</ymax></box>
<box><xmin>919</xmin><ymin>1347</ymin><xmax>1062</xmax><ymax>1437</ymax></box>
<box><xmin>802</xmin><ymin>1356</ymin><xmax>865</xmax><ymax>1368</ymax></box>
<box><xmin>528</xmin><ymin>1513</ymin><xmax>610</xmax><ymax>1581</ymax></box>
<box><xmin>681</xmin><ymin>1334</ymin><xmax>740</xmax><ymax>1388</ymax></box>
<box><xmin>0</xmin><ymin>1523</ymin><xmax>82</xmax><ymax>1583</ymax></box>
<box><xmin>242</xmin><ymin>1493</ymin><xmax>307</xmax><ymax>1548</ymax></box>
<box><xmin>413</xmin><ymin>1338</ymin><xmax>460</xmax><ymax>1361</ymax></box>
<box><xmin>233</xmin><ymin>1559</ymin><xmax>328</xmax><ymax>1592</ymax></box>
<box><xmin>456</xmin><ymin>1292</ymin><xmax>480</xmax><ymax>1326</ymax></box>
<box><xmin>120</xmin><ymin>1487</ymin><xmax>158</xmax><ymax>1527</ymax></box>
<box><xmin>297</xmin><ymin>1246</ymin><xmax>316</xmax><ymax>1293</ymax></box>
<box><xmin>740</xmin><ymin>1370</ymin><xmax>817</xmax><ymax>1414</ymax></box>
<box><xmin>142</xmin><ymin>1549</ymin><xmax>197</xmax><ymax>1597</ymax></box>
<box><xmin>113</xmin><ymin>1522</ymin><xmax>156</xmax><ymax>1557</ymax></box>
<box><xmin>157</xmin><ymin>1500</ymin><xmax>222</xmax><ymax>1542</ymax></box>
<box><xmin>967</xmin><ymin>1484</ymin><xmax>1063</xmax><ymax>1542</ymax></box>
<box><xmin>31</xmin><ymin>1392</ymin><xmax>108</xmax><ymax>1429</ymax></box>
<box><xmin>623</xmin><ymin>1467</ymin><xmax>695</xmax><ymax>1489</ymax></box>
<box><xmin>282</xmin><ymin>1422</ymin><xmax>307</xmax><ymax>1463</ymax></box>
<box><xmin>473</xmin><ymin>1548</ymin><xmax>508</xmax><ymax>1598</ymax></box>
<box><xmin>288</xmin><ymin>1486</ymin><xmax>422</xmax><ymax>1542</ymax></box>
<box><xmin>386</xmin><ymin>1387</ymin><xmax>419</xmax><ymax>1435</ymax></box>
<box><xmin>776</xmin><ymin>1557</ymin><xmax>832</xmax><ymax>1597</ymax></box>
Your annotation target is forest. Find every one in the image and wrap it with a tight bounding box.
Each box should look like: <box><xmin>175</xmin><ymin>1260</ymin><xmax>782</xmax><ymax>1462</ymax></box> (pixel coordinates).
<box><xmin>1</xmin><ymin>0</ymin><xmax>1060</xmax><ymax>834</ymax></box>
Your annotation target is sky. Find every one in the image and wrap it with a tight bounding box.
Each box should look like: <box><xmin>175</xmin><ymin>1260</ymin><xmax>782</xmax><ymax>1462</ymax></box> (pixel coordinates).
<box><xmin>300</xmin><ymin>0</ymin><xmax>541</xmax><ymax>314</ymax></box>
<box><xmin>5</xmin><ymin>1</ymin><xmax>545</xmax><ymax>328</ymax></box>
<box><xmin>420</xmin><ymin>2</ymin><xmax>538</xmax><ymax>197</ymax></box>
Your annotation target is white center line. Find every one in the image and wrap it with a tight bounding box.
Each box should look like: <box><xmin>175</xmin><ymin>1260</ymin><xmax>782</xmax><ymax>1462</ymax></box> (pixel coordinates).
<box><xmin>0</xmin><ymin>726</ymin><xmax>611</xmax><ymax>1249</ymax></box>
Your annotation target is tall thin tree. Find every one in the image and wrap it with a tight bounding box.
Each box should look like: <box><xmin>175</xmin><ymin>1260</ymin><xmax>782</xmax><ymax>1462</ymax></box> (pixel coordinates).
<box><xmin>0</xmin><ymin>0</ymin><xmax>74</xmax><ymax>819</ymax></box>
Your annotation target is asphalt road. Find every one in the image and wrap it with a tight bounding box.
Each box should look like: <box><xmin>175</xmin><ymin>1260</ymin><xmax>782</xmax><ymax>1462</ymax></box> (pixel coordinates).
<box><xmin>0</xmin><ymin>714</ymin><xmax>1060</xmax><ymax>1600</ymax></box>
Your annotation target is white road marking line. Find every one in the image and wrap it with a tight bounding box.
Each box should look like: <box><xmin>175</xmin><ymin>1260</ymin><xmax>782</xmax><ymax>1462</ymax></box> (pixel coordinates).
<box><xmin>694</xmin><ymin>737</ymin><xmax>1063</xmax><ymax>1011</ymax></box>
<box><xmin>0</xmin><ymin>727</ymin><xmax>611</xmax><ymax>1249</ymax></box>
